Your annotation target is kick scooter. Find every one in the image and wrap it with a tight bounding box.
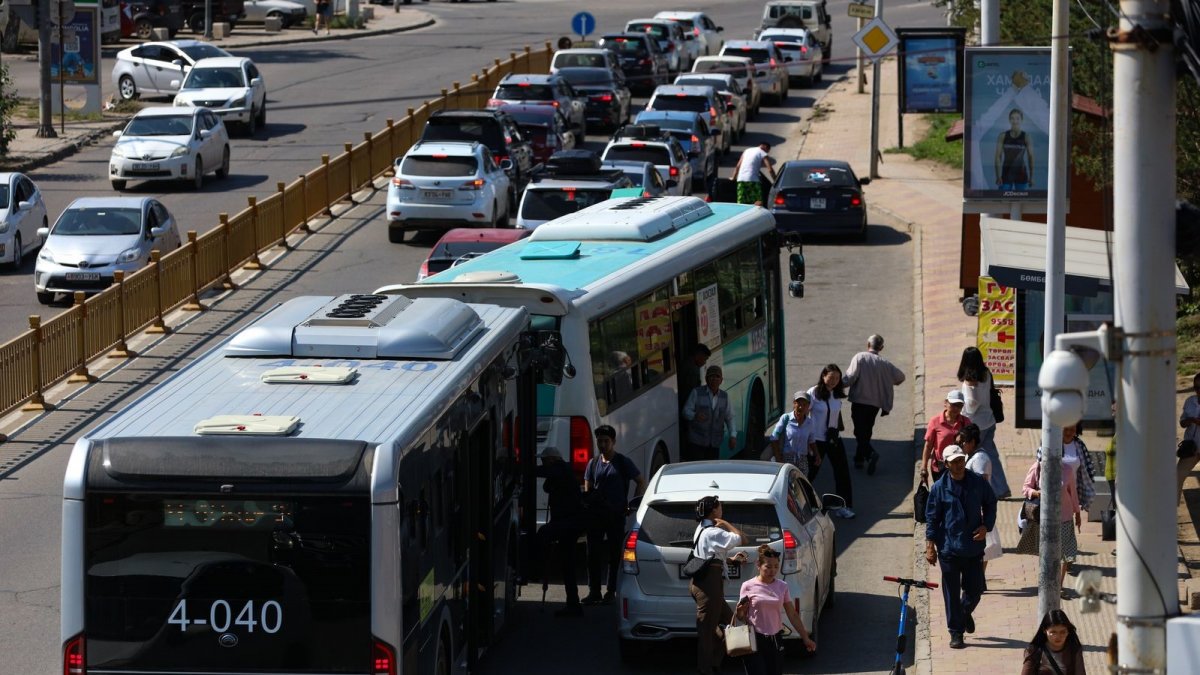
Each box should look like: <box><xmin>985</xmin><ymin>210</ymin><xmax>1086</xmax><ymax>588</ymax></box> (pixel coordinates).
<box><xmin>882</xmin><ymin>575</ymin><xmax>939</xmax><ymax>675</ymax></box>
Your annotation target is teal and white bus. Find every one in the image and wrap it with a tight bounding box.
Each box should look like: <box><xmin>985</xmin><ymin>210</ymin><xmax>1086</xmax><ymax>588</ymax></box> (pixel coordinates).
<box><xmin>378</xmin><ymin>195</ymin><xmax>788</xmax><ymax>484</ymax></box>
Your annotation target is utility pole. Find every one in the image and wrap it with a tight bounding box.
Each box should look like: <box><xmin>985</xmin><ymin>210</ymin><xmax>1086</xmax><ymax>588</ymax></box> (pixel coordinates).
<box><xmin>204</xmin><ymin>0</ymin><xmax>212</xmax><ymax>39</ymax></box>
<box><xmin>979</xmin><ymin>0</ymin><xmax>999</xmax><ymax>46</ymax></box>
<box><xmin>856</xmin><ymin>16</ymin><xmax>865</xmax><ymax>94</ymax></box>
<box><xmin>1036</xmin><ymin>0</ymin><xmax>1070</xmax><ymax>619</ymax></box>
<box><xmin>868</xmin><ymin>0</ymin><xmax>883</xmax><ymax>179</ymax></box>
<box><xmin>35</xmin><ymin>0</ymin><xmax>56</xmax><ymax>138</ymax></box>
<box><xmin>1112</xmin><ymin>0</ymin><xmax>1177</xmax><ymax>670</ymax></box>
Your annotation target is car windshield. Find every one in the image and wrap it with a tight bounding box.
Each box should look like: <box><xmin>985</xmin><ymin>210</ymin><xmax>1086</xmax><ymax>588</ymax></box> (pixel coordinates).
<box><xmin>604</xmin><ymin>145</ymin><xmax>671</xmax><ymax>165</ymax></box>
<box><xmin>628</xmin><ymin>23</ymin><xmax>669</xmax><ymax>39</ymax></box>
<box><xmin>520</xmin><ymin>188</ymin><xmax>612</xmax><ymax>221</ymax></box>
<box><xmin>764</xmin><ymin>34</ymin><xmax>804</xmax><ymax>44</ymax></box>
<box><xmin>421</xmin><ymin>118</ymin><xmax>505</xmax><ymax>152</ymax></box>
<box><xmin>400</xmin><ymin>155</ymin><xmax>478</xmax><ymax>177</ymax></box>
<box><xmin>676</xmin><ymin>77</ymin><xmax>728</xmax><ymax>91</ymax></box>
<box><xmin>557</xmin><ymin>69</ymin><xmax>613</xmax><ymax>86</ymax></box>
<box><xmin>768</xmin><ymin>4</ymin><xmax>813</xmax><ymax>19</ymax></box>
<box><xmin>614</xmin><ymin>169</ymin><xmax>645</xmax><ymax>187</ymax></box>
<box><xmin>53</xmin><ymin>207</ymin><xmax>142</xmax><ymax>236</ymax></box>
<box><xmin>649</xmin><ymin>96</ymin><xmax>708</xmax><ymax>113</ymax></box>
<box><xmin>640</xmin><ymin>117</ymin><xmax>696</xmax><ymax>132</ymax></box>
<box><xmin>555</xmin><ymin>53</ymin><xmax>605</xmax><ymax>69</ymax></box>
<box><xmin>667</xmin><ymin>18</ymin><xmax>696</xmax><ymax>31</ymax></box>
<box><xmin>694</xmin><ymin>60</ymin><xmax>743</xmax><ymax>76</ymax></box>
<box><xmin>179</xmin><ymin>44</ymin><xmax>229</xmax><ymax>61</ymax></box>
<box><xmin>125</xmin><ymin>115</ymin><xmax>194</xmax><ymax>137</ymax></box>
<box><xmin>603</xmin><ymin>38</ymin><xmax>648</xmax><ymax>56</ymax></box>
<box><xmin>495</xmin><ymin>84</ymin><xmax>554</xmax><ymax>101</ymax></box>
<box><xmin>638</xmin><ymin>502</ymin><xmax>783</xmax><ymax>548</ymax></box>
<box><xmin>182</xmin><ymin>67</ymin><xmax>245</xmax><ymax>89</ymax></box>
<box><xmin>779</xmin><ymin>166</ymin><xmax>857</xmax><ymax>188</ymax></box>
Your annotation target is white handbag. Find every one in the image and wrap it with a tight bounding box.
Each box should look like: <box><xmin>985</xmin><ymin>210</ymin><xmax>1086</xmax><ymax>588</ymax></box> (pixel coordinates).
<box><xmin>724</xmin><ymin>618</ymin><xmax>757</xmax><ymax>657</ymax></box>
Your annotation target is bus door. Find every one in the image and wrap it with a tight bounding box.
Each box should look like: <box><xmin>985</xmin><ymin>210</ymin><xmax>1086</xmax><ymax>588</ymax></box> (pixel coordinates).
<box><xmin>465</xmin><ymin>419</ymin><xmax>494</xmax><ymax>665</ymax></box>
<box><xmin>671</xmin><ymin>299</ymin><xmax>699</xmax><ymax>435</ymax></box>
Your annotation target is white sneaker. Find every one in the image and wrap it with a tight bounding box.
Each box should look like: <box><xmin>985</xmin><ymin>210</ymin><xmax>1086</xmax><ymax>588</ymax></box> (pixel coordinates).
<box><xmin>835</xmin><ymin>507</ymin><xmax>856</xmax><ymax>519</ymax></box>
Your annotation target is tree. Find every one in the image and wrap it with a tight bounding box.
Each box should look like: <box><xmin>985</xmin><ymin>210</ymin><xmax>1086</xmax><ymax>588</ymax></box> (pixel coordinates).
<box><xmin>0</xmin><ymin>64</ymin><xmax>19</xmax><ymax>156</ymax></box>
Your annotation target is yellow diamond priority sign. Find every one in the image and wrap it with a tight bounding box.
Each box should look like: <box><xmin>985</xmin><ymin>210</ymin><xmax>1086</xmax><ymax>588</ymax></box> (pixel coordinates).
<box><xmin>852</xmin><ymin>16</ymin><xmax>899</xmax><ymax>63</ymax></box>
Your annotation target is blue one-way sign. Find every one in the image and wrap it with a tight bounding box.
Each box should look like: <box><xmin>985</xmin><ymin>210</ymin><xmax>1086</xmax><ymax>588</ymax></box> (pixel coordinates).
<box><xmin>571</xmin><ymin>11</ymin><xmax>596</xmax><ymax>39</ymax></box>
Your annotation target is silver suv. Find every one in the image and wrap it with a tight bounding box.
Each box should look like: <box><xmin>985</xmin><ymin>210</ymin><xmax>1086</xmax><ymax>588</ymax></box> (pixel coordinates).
<box><xmin>759</xmin><ymin>0</ymin><xmax>832</xmax><ymax>64</ymax></box>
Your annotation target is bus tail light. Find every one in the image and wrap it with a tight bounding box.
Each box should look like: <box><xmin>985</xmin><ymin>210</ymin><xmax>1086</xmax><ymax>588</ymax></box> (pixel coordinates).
<box><xmin>622</xmin><ymin>529</ymin><xmax>640</xmax><ymax>574</ymax></box>
<box><xmin>569</xmin><ymin>416</ymin><xmax>593</xmax><ymax>481</ymax></box>
<box><xmin>63</xmin><ymin>633</ymin><xmax>85</xmax><ymax>675</ymax></box>
<box><xmin>373</xmin><ymin>639</ymin><xmax>396</xmax><ymax>675</ymax></box>
<box><xmin>782</xmin><ymin>531</ymin><xmax>799</xmax><ymax>574</ymax></box>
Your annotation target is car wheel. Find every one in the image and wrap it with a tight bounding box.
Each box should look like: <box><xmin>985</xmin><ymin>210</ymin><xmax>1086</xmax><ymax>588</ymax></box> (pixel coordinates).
<box><xmin>192</xmin><ymin>157</ymin><xmax>204</xmax><ymax>190</ymax></box>
<box><xmin>216</xmin><ymin>146</ymin><xmax>230</xmax><ymax>179</ymax></box>
<box><xmin>815</xmin><ymin>64</ymin><xmax>823</xmax><ymax>84</ymax></box>
<box><xmin>36</xmin><ymin>291</ymin><xmax>55</xmax><ymax>305</ymax></box>
<box><xmin>824</xmin><ymin>547</ymin><xmax>836</xmax><ymax>610</ymax></box>
<box><xmin>111</xmin><ymin>179</ymin><xmax>127</xmax><ymax>191</ymax></box>
<box><xmin>246</xmin><ymin>108</ymin><xmax>258</xmax><ymax>136</ymax></box>
<box><xmin>857</xmin><ymin>217</ymin><xmax>869</xmax><ymax>243</ymax></box>
<box><xmin>489</xmin><ymin>202</ymin><xmax>499</xmax><ymax>228</ymax></box>
<box><xmin>823</xmin><ymin>42</ymin><xmax>832</xmax><ymax>65</ymax></box>
<box><xmin>135</xmin><ymin>19</ymin><xmax>153</xmax><ymax>40</ymax></box>
<box><xmin>187</xmin><ymin>12</ymin><xmax>205</xmax><ymax>33</ymax></box>
<box><xmin>9</xmin><ymin>233</ymin><xmax>21</xmax><ymax>268</ymax></box>
<box><xmin>257</xmin><ymin>103</ymin><xmax>266</xmax><ymax>128</ymax></box>
<box><xmin>118</xmin><ymin>75</ymin><xmax>138</xmax><ymax>101</ymax></box>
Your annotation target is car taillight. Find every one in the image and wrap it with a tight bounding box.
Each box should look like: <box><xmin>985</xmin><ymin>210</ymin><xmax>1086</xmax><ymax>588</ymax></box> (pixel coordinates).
<box><xmin>563</xmin><ymin>188</ymin><xmax>577</xmax><ymax>201</ymax></box>
<box><xmin>669</xmin><ymin>166</ymin><xmax>679</xmax><ymax>177</ymax></box>
<box><xmin>774</xmin><ymin>194</ymin><xmax>786</xmax><ymax>206</ymax></box>
<box><xmin>782</xmin><ymin>530</ymin><xmax>799</xmax><ymax>574</ymax></box>
<box><xmin>569</xmin><ymin>416</ymin><xmax>593</xmax><ymax>481</ymax></box>
<box><xmin>417</xmin><ymin>260</ymin><xmax>429</xmax><ymax>279</ymax></box>
<box><xmin>709</xmin><ymin>107</ymin><xmax>718</xmax><ymax>122</ymax></box>
<box><xmin>640</xmin><ymin>58</ymin><xmax>651</xmax><ymax>65</ymax></box>
<box><xmin>631</xmin><ymin>142</ymin><xmax>646</xmax><ymax>148</ymax></box>
<box><xmin>63</xmin><ymin>634</ymin><xmax>84</xmax><ymax>675</ymax></box>
<box><xmin>373</xmin><ymin>639</ymin><xmax>396</xmax><ymax>675</ymax></box>
<box><xmin>691</xmin><ymin>134</ymin><xmax>700</xmax><ymax>145</ymax></box>
<box><xmin>693</xmin><ymin>27</ymin><xmax>700</xmax><ymax>36</ymax></box>
<box><xmin>801</xmin><ymin>45</ymin><xmax>808</xmax><ymax>54</ymax></box>
<box><xmin>487</xmin><ymin>98</ymin><xmax>504</xmax><ymax>107</ymax></box>
<box><xmin>391</xmin><ymin>177</ymin><xmax>414</xmax><ymax>189</ymax></box>
<box><xmin>592</xmin><ymin>93</ymin><xmax>614</xmax><ymax>102</ymax></box>
<box><xmin>666</xmin><ymin>43</ymin><xmax>675</xmax><ymax>51</ymax></box>
<box><xmin>642</xmin><ymin>191</ymin><xmax>652</xmax><ymax>197</ymax></box>
<box><xmin>770</xmin><ymin>58</ymin><xmax>778</xmax><ymax>67</ymax></box>
<box><xmin>459</xmin><ymin>179</ymin><xmax>486</xmax><ymax>191</ymax></box>
<box><xmin>622</xmin><ymin>529</ymin><xmax>640</xmax><ymax>574</ymax></box>
<box><xmin>517</xmin><ymin>82</ymin><xmax>531</xmax><ymax>87</ymax></box>
<box><xmin>551</xmin><ymin>100</ymin><xmax>560</xmax><ymax>107</ymax></box>
<box><xmin>851</xmin><ymin>195</ymin><xmax>862</xmax><ymax>206</ymax></box>
<box><xmin>495</xmin><ymin>153</ymin><xmax>509</xmax><ymax>163</ymax></box>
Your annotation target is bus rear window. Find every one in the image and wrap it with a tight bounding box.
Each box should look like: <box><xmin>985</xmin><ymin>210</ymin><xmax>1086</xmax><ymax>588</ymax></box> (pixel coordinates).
<box><xmin>637</xmin><ymin>502</ymin><xmax>783</xmax><ymax>548</ymax></box>
<box><xmin>84</xmin><ymin>493</ymin><xmax>370</xmax><ymax>672</ymax></box>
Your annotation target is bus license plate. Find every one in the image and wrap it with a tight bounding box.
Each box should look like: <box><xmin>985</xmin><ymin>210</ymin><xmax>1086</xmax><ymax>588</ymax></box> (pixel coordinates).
<box><xmin>132</xmin><ymin>162</ymin><xmax>159</xmax><ymax>171</ymax></box>
<box><xmin>423</xmin><ymin>190</ymin><xmax>452</xmax><ymax>200</ymax></box>
<box><xmin>810</xmin><ymin>197</ymin><xmax>826</xmax><ymax>210</ymax></box>
<box><xmin>65</xmin><ymin>272</ymin><xmax>100</xmax><ymax>281</ymax></box>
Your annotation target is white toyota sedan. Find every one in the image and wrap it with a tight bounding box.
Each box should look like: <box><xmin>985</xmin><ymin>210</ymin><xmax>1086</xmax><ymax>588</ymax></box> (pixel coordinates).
<box><xmin>616</xmin><ymin>460</ymin><xmax>841</xmax><ymax>660</ymax></box>
<box><xmin>110</xmin><ymin>107</ymin><xmax>231</xmax><ymax>191</ymax></box>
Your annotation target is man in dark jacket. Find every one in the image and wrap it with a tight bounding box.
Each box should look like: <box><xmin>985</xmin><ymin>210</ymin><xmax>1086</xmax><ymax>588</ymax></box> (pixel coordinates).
<box><xmin>536</xmin><ymin>446</ymin><xmax>585</xmax><ymax>617</ymax></box>
<box><xmin>925</xmin><ymin>445</ymin><xmax>997</xmax><ymax>649</ymax></box>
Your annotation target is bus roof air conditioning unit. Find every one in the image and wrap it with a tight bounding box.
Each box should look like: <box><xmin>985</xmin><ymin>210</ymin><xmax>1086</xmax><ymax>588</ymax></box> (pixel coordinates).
<box><xmin>225</xmin><ymin>294</ymin><xmax>484</xmax><ymax>360</ymax></box>
<box><xmin>529</xmin><ymin>195</ymin><xmax>713</xmax><ymax>242</ymax></box>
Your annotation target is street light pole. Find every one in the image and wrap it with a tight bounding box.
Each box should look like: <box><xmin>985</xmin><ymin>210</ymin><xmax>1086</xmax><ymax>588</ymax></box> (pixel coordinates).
<box><xmin>1037</xmin><ymin>0</ymin><xmax>1070</xmax><ymax>620</ymax></box>
<box><xmin>1112</xmin><ymin>0</ymin><xmax>1178</xmax><ymax>670</ymax></box>
<box><xmin>868</xmin><ymin>0</ymin><xmax>882</xmax><ymax>179</ymax></box>
<box><xmin>35</xmin><ymin>0</ymin><xmax>56</xmax><ymax>138</ymax></box>
<box><xmin>979</xmin><ymin>0</ymin><xmax>999</xmax><ymax>46</ymax></box>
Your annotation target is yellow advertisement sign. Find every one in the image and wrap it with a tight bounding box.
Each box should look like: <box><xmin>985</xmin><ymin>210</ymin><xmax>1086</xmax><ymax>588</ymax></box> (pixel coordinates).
<box><xmin>977</xmin><ymin>276</ymin><xmax>1016</xmax><ymax>385</ymax></box>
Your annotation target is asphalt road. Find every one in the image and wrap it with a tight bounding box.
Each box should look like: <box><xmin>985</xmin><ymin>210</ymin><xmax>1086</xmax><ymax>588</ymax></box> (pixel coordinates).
<box><xmin>0</xmin><ymin>0</ymin><xmax>945</xmax><ymax>672</ymax></box>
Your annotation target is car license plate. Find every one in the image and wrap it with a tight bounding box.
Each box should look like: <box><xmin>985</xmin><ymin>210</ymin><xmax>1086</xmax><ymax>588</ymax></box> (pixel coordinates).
<box><xmin>132</xmin><ymin>162</ymin><xmax>159</xmax><ymax>171</ymax></box>
<box><xmin>423</xmin><ymin>190</ymin><xmax>453</xmax><ymax>200</ymax></box>
<box><xmin>810</xmin><ymin>197</ymin><xmax>826</xmax><ymax>210</ymax></box>
<box><xmin>65</xmin><ymin>272</ymin><xmax>100</xmax><ymax>281</ymax></box>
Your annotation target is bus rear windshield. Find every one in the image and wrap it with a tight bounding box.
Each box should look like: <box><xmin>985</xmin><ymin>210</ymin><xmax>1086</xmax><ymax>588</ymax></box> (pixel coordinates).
<box><xmin>84</xmin><ymin>493</ymin><xmax>371</xmax><ymax>672</ymax></box>
<box><xmin>521</xmin><ymin>188</ymin><xmax>612</xmax><ymax>221</ymax></box>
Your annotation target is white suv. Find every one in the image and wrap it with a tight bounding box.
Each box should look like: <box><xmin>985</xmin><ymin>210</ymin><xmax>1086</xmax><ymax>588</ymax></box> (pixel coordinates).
<box><xmin>172</xmin><ymin>56</ymin><xmax>267</xmax><ymax>136</ymax></box>
<box><xmin>602</xmin><ymin>129</ymin><xmax>692</xmax><ymax>196</ymax></box>
<box><xmin>616</xmin><ymin>460</ymin><xmax>841</xmax><ymax>660</ymax></box>
<box><xmin>386</xmin><ymin>141</ymin><xmax>513</xmax><ymax>243</ymax></box>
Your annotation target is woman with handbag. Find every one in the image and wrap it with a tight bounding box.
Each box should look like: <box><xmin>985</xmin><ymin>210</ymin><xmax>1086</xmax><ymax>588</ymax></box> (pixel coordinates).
<box><xmin>690</xmin><ymin>496</ymin><xmax>749</xmax><ymax>675</ymax></box>
<box><xmin>1016</xmin><ymin>424</ymin><xmax>1095</xmax><ymax>590</ymax></box>
<box><xmin>958</xmin><ymin>347</ymin><xmax>1010</xmax><ymax>498</ymax></box>
<box><xmin>1175</xmin><ymin>372</ymin><xmax>1200</xmax><ymax>503</ymax></box>
<box><xmin>1020</xmin><ymin>609</ymin><xmax>1086</xmax><ymax>675</ymax></box>
<box><xmin>733</xmin><ymin>545</ymin><xmax>816</xmax><ymax>675</ymax></box>
<box><xmin>808</xmin><ymin>364</ymin><xmax>855</xmax><ymax>518</ymax></box>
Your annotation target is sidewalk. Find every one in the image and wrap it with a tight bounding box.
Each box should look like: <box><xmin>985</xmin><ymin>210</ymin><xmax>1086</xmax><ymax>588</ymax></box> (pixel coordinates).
<box><xmin>796</xmin><ymin>62</ymin><xmax>1198</xmax><ymax>673</ymax></box>
<box><xmin>0</xmin><ymin>7</ymin><xmax>435</xmax><ymax>173</ymax></box>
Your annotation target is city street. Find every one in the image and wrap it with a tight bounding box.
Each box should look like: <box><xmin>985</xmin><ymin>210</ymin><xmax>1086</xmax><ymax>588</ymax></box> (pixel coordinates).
<box><xmin>0</xmin><ymin>0</ymin><xmax>947</xmax><ymax>672</ymax></box>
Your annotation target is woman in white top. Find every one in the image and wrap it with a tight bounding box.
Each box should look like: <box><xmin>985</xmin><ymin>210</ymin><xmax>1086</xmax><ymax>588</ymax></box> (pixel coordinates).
<box><xmin>957</xmin><ymin>424</ymin><xmax>1003</xmax><ymax>570</ymax></box>
<box><xmin>958</xmin><ymin>346</ymin><xmax>1010</xmax><ymax>498</ymax></box>
<box><xmin>1176</xmin><ymin>373</ymin><xmax>1200</xmax><ymax>503</ymax></box>
<box><xmin>690</xmin><ymin>495</ymin><xmax>748</xmax><ymax>675</ymax></box>
<box><xmin>807</xmin><ymin>364</ymin><xmax>855</xmax><ymax>519</ymax></box>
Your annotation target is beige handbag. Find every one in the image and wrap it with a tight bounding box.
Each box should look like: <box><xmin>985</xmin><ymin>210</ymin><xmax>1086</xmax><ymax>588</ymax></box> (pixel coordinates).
<box><xmin>724</xmin><ymin>617</ymin><xmax>757</xmax><ymax>657</ymax></box>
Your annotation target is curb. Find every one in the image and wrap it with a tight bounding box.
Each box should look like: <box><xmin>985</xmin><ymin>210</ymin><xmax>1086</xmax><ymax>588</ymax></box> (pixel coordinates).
<box><xmin>3</xmin><ymin>119</ymin><xmax>128</xmax><ymax>174</ymax></box>
<box><xmin>908</xmin><ymin>206</ymin><xmax>933</xmax><ymax>675</ymax></box>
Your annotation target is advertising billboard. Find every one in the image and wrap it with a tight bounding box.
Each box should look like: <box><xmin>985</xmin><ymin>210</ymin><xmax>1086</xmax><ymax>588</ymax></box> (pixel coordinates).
<box><xmin>897</xmin><ymin>28</ymin><xmax>966</xmax><ymax>113</ymax></box>
<box><xmin>50</xmin><ymin>7</ymin><xmax>100</xmax><ymax>86</ymax></box>
<box><xmin>963</xmin><ymin>47</ymin><xmax>1060</xmax><ymax>200</ymax></box>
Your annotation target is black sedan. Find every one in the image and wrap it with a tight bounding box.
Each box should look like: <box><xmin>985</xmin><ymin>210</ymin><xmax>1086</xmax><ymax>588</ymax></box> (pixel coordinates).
<box><xmin>556</xmin><ymin>67</ymin><xmax>632</xmax><ymax>132</ymax></box>
<box><xmin>768</xmin><ymin>160</ymin><xmax>871</xmax><ymax>241</ymax></box>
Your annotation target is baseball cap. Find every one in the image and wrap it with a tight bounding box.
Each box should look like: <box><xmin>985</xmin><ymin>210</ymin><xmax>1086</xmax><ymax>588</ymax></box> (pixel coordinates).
<box><xmin>943</xmin><ymin>445</ymin><xmax>968</xmax><ymax>463</ymax></box>
<box><xmin>539</xmin><ymin>446</ymin><xmax>563</xmax><ymax>461</ymax></box>
<box><xmin>594</xmin><ymin>424</ymin><xmax>616</xmax><ymax>440</ymax></box>
<box><xmin>793</xmin><ymin>390</ymin><xmax>810</xmax><ymax>402</ymax></box>
<box><xmin>946</xmin><ymin>390</ymin><xmax>966</xmax><ymax>404</ymax></box>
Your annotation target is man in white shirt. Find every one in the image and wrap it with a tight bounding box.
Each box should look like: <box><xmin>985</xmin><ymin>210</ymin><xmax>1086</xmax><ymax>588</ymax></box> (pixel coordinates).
<box><xmin>731</xmin><ymin>142</ymin><xmax>778</xmax><ymax>205</ymax></box>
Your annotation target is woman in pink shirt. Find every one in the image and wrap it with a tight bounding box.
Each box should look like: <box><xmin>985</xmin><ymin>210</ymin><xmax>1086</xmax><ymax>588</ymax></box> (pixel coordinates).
<box><xmin>734</xmin><ymin>544</ymin><xmax>816</xmax><ymax>674</ymax></box>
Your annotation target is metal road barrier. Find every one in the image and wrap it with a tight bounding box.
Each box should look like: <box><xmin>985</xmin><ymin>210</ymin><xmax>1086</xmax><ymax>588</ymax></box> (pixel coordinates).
<box><xmin>0</xmin><ymin>43</ymin><xmax>555</xmax><ymax>421</ymax></box>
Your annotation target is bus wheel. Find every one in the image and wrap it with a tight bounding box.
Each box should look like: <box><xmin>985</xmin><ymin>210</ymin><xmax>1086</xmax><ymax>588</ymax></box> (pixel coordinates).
<box><xmin>649</xmin><ymin>445</ymin><xmax>669</xmax><ymax>477</ymax></box>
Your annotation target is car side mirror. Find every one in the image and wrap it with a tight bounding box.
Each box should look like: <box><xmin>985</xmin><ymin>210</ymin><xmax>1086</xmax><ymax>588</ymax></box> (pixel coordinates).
<box><xmin>789</xmin><ymin>251</ymin><xmax>806</xmax><ymax>283</ymax></box>
<box><xmin>251</xmin><ymin>77</ymin><xmax>263</xmax><ymax>87</ymax></box>
<box><xmin>37</xmin><ymin>227</ymin><xmax>50</xmax><ymax>239</ymax></box>
<box><xmin>171</xmin><ymin>59</ymin><xmax>184</xmax><ymax>67</ymax></box>
<box><xmin>499</xmin><ymin>158</ymin><xmax>514</xmax><ymax>171</ymax></box>
<box><xmin>170</xmin><ymin>79</ymin><xmax>181</xmax><ymax>89</ymax></box>
<box><xmin>821</xmin><ymin>493</ymin><xmax>846</xmax><ymax>512</ymax></box>
<box><xmin>716</xmin><ymin>26</ymin><xmax>724</xmax><ymax>32</ymax></box>
<box><xmin>112</xmin><ymin>130</ymin><xmax>123</xmax><ymax>138</ymax></box>
<box><xmin>150</xmin><ymin>226</ymin><xmax>166</xmax><ymax>238</ymax></box>
<box><xmin>18</xmin><ymin>200</ymin><xmax>32</xmax><ymax>211</ymax></box>
<box><xmin>859</xmin><ymin>177</ymin><xmax>872</xmax><ymax>185</ymax></box>
<box><xmin>199</xmin><ymin>129</ymin><xmax>212</xmax><ymax>138</ymax></box>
